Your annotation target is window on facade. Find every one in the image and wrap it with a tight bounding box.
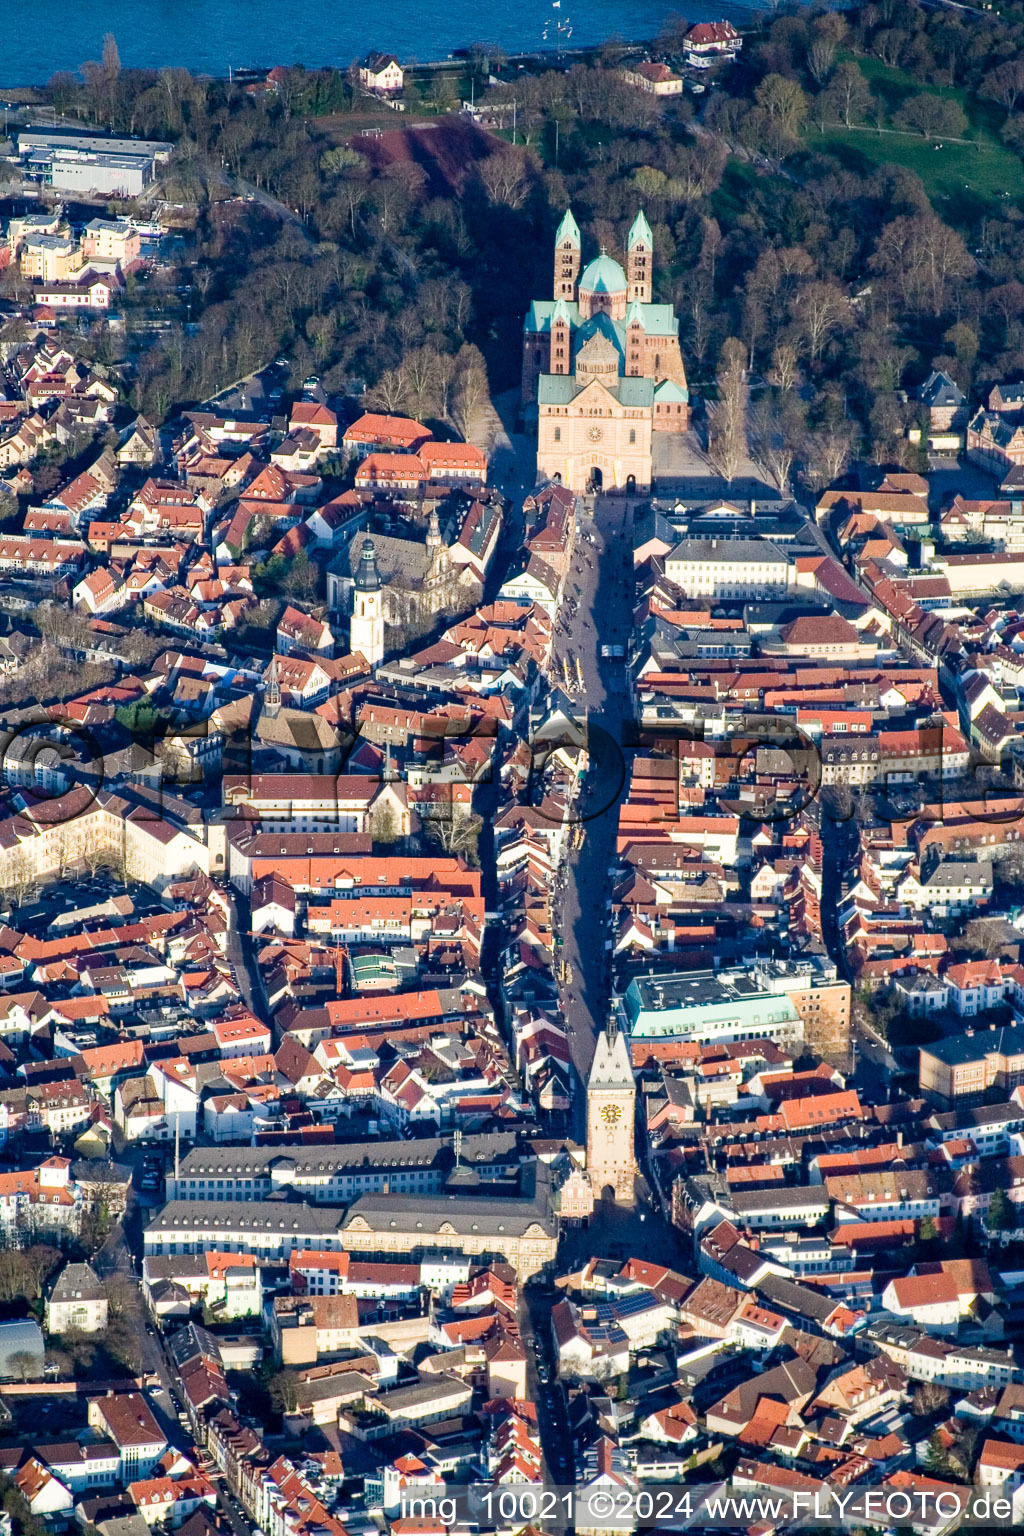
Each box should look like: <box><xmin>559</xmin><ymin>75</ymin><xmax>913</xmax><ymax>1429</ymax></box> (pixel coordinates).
<box><xmin>629</xmin><ymin>429</ymin><xmax>636</xmax><ymax>444</ymax></box>
<box><xmin>554</xmin><ymin>427</ymin><xmax>561</xmax><ymax>442</ymax></box>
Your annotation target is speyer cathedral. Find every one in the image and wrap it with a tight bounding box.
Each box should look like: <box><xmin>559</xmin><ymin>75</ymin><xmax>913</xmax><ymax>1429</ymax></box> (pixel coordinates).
<box><xmin>522</xmin><ymin>210</ymin><xmax>689</xmax><ymax>495</ymax></box>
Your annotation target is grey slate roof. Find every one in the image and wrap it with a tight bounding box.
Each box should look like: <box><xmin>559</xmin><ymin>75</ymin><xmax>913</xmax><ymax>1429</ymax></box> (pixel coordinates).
<box><xmin>919</xmin><ymin>370</ymin><xmax>966</xmax><ymax>409</ymax></box>
<box><xmin>147</xmin><ymin>1199</ymin><xmax>342</xmax><ymax>1237</ymax></box>
<box><xmin>50</xmin><ymin>1261</ymin><xmax>105</xmax><ymax>1304</ymax></box>
<box><xmin>666</xmin><ymin>537</ymin><xmax>789</xmax><ymax>565</ymax></box>
<box><xmin>341</xmin><ymin>1187</ymin><xmax>556</xmax><ymax>1237</ymax></box>
<box><xmin>922</xmin><ymin>1023</ymin><xmax>1024</xmax><ymax>1066</ymax></box>
<box><xmin>174</xmin><ymin>1132</ymin><xmax>520</xmax><ymax>1179</ymax></box>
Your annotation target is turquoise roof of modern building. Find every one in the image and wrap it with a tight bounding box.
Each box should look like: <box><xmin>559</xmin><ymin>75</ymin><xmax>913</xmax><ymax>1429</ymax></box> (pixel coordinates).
<box><xmin>579</xmin><ymin>252</ymin><xmax>627</xmax><ymax>295</ymax></box>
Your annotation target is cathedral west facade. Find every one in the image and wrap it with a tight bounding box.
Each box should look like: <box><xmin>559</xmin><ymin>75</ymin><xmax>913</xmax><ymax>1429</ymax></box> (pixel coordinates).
<box><xmin>522</xmin><ymin>210</ymin><xmax>689</xmax><ymax>495</ymax></box>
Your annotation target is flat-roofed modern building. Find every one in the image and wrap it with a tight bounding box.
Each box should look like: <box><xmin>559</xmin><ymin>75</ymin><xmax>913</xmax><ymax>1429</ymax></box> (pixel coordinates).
<box><xmin>17</xmin><ymin>129</ymin><xmax>173</xmax><ymax>159</ymax></box>
<box><xmin>16</xmin><ymin>131</ymin><xmax>172</xmax><ymax>199</ymax></box>
<box><xmin>622</xmin><ymin>969</ymin><xmax>805</xmax><ymax>1050</ymax></box>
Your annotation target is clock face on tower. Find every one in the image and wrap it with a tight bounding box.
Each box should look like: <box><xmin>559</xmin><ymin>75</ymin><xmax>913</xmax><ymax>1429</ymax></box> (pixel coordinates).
<box><xmin>600</xmin><ymin>1103</ymin><xmax>622</xmax><ymax>1124</ymax></box>
<box><xmin>587</xmin><ymin>424</ymin><xmax>604</xmax><ymax>443</ymax></box>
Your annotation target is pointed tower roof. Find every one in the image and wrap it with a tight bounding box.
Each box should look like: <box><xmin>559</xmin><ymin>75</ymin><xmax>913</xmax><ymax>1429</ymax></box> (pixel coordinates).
<box><xmin>625</xmin><ymin>300</ymin><xmax>645</xmax><ymax>327</ymax></box>
<box><xmin>426</xmin><ymin>508</ymin><xmax>442</xmax><ymax>550</ymax></box>
<box><xmin>354</xmin><ymin>537</ymin><xmax>382</xmax><ymax>592</ymax></box>
<box><xmin>628</xmin><ymin>209</ymin><xmax>654</xmax><ymax>250</ymax></box>
<box><xmin>552</xmin><ymin>296</ymin><xmax>572</xmax><ymax>324</ymax></box>
<box><xmin>555</xmin><ymin>208</ymin><xmax>581</xmax><ymax>248</ymax></box>
<box><xmin>588</xmin><ymin>1025</ymin><xmax>634</xmax><ymax>1092</ymax></box>
<box><xmin>264</xmin><ymin>655</ymin><xmax>281</xmax><ymax>715</ymax></box>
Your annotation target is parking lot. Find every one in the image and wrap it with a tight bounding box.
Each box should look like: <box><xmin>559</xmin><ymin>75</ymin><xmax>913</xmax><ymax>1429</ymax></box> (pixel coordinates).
<box><xmin>211</xmin><ymin>358</ymin><xmax>293</xmax><ymax>417</ymax></box>
<box><xmin>5</xmin><ymin>873</ymin><xmax>164</xmax><ymax>934</ymax></box>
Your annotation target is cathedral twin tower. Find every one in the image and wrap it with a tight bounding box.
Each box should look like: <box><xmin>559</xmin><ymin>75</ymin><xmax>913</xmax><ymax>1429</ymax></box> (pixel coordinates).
<box><xmin>522</xmin><ymin>209</ymin><xmax>689</xmax><ymax>495</ymax></box>
<box><xmin>554</xmin><ymin>208</ymin><xmax>653</xmax><ymax>307</ymax></box>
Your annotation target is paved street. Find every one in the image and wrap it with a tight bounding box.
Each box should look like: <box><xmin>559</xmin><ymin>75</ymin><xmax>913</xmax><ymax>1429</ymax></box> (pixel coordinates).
<box><xmin>547</xmin><ymin>496</ymin><xmax>636</xmax><ymax>1139</ymax></box>
<box><xmin>518</xmin><ymin>1284</ymin><xmax>573</xmax><ymax>1507</ymax></box>
<box><xmin>485</xmin><ymin>402</ymin><xmax>639</xmax><ymax>1137</ymax></box>
<box><xmin>225</xmin><ymin>882</ymin><xmax>272</xmax><ymax>1022</ymax></box>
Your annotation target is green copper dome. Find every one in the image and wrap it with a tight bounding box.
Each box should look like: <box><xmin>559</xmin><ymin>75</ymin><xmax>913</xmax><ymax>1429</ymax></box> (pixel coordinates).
<box><xmin>579</xmin><ymin>252</ymin><xmax>627</xmax><ymax>295</ymax></box>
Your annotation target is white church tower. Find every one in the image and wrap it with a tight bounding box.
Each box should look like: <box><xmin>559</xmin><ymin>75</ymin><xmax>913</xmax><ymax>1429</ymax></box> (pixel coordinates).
<box><xmin>350</xmin><ymin>537</ymin><xmax>384</xmax><ymax>665</ymax></box>
<box><xmin>586</xmin><ymin>1022</ymin><xmax>637</xmax><ymax>1204</ymax></box>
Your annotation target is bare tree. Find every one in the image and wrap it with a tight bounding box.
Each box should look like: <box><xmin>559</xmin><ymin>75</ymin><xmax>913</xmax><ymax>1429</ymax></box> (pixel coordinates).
<box><xmin>102</xmin><ymin>33</ymin><xmax>121</xmax><ymax>81</ymax></box>
<box><xmin>0</xmin><ymin>849</ymin><xmax>35</xmax><ymax>908</ymax></box>
<box><xmin>821</xmin><ymin>62</ymin><xmax>871</xmax><ymax>128</ymax></box>
<box><xmin>478</xmin><ymin>146</ymin><xmax>532</xmax><ymax>209</ymax></box>
<box><xmin>8</xmin><ymin>1350</ymin><xmax>39</xmax><ymax>1383</ymax></box>
<box><xmin>875</xmin><ymin>28</ymin><xmax>909</xmax><ymax>67</ymax></box>
<box><xmin>749</xmin><ymin>395</ymin><xmax>805</xmax><ymax>491</ymax></box>
<box><xmin>791</xmin><ymin>281</ymin><xmax>851</xmax><ymax>363</ymax></box>
<box><xmin>422</xmin><ymin>804</ymin><xmax>482</xmax><ymax>864</ymax></box>
<box><xmin>981</xmin><ymin>58</ymin><xmax>1024</xmax><ymax>113</ymax></box>
<box><xmin>802</xmin><ymin>423</ymin><xmax>855</xmax><ymax>489</ymax></box>
<box><xmin>372</xmin><ymin>804</ymin><xmax>400</xmax><ymax>845</ymax></box>
<box><xmin>896</xmin><ymin>94</ymin><xmax>968</xmax><ymax>141</ymax></box>
<box><xmin>367</xmin><ymin>368</ymin><xmax>409</xmax><ymax>416</ymax></box>
<box><xmin>430</xmin><ymin>350</ymin><xmax>458</xmax><ymax>422</ymax></box>
<box><xmin>870</xmin><ymin>213</ymin><xmax>973</xmax><ymax>315</ymax></box>
<box><xmin>402</xmin><ymin>347</ymin><xmax>443</xmax><ymax>421</ymax></box>
<box><xmin>706</xmin><ymin>340</ymin><xmax>748</xmax><ymax>484</ymax></box>
<box><xmin>807</xmin><ymin>37</ymin><xmax>837</xmax><ymax>84</ymax></box>
<box><xmin>452</xmin><ymin>344</ymin><xmax>491</xmax><ymax>443</ymax></box>
<box><xmin>964</xmin><ymin>917</ymin><xmax>1012</xmax><ymax>958</ymax></box>
<box><xmin>767</xmin><ymin>343</ymin><xmax>800</xmax><ymax>392</ymax></box>
<box><xmin>912</xmin><ymin>1382</ymin><xmax>950</xmax><ymax>1416</ymax></box>
<box><xmin>755</xmin><ymin>73</ymin><xmax>809</xmax><ymax>135</ymax></box>
<box><xmin>667</xmin><ymin>142</ymin><xmax>727</xmax><ymax>204</ymax></box>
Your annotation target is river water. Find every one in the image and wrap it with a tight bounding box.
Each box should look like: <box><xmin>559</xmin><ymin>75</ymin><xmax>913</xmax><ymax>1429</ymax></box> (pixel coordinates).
<box><xmin>0</xmin><ymin>0</ymin><xmax>758</xmax><ymax>85</ymax></box>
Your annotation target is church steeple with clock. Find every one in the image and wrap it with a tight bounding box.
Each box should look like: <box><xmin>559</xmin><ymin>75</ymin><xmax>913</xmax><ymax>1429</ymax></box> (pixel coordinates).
<box><xmin>586</xmin><ymin>1022</ymin><xmax>637</xmax><ymax>1204</ymax></box>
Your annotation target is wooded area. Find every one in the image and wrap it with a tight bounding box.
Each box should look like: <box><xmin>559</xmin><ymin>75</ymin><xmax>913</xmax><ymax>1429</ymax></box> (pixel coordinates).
<box><xmin>12</xmin><ymin>1</ymin><xmax>1024</xmax><ymax>476</ymax></box>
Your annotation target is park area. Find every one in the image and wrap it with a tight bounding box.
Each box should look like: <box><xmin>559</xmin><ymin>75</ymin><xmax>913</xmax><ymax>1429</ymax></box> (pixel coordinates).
<box><xmin>803</xmin><ymin>52</ymin><xmax>1024</xmax><ymax>214</ymax></box>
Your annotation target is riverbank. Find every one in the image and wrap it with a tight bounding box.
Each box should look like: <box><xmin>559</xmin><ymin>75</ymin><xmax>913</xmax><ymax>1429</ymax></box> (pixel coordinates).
<box><xmin>0</xmin><ymin>0</ymin><xmax>764</xmax><ymax>88</ymax></box>
<box><xmin>1</xmin><ymin>18</ymin><xmax>768</xmax><ymax>107</ymax></box>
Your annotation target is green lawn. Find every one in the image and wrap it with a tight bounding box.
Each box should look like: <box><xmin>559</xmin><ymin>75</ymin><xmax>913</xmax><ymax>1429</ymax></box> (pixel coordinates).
<box><xmin>803</xmin><ymin>51</ymin><xmax>1024</xmax><ymax>216</ymax></box>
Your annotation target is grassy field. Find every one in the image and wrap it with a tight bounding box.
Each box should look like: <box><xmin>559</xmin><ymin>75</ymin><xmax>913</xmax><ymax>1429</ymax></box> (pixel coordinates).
<box><xmin>803</xmin><ymin>52</ymin><xmax>1024</xmax><ymax>216</ymax></box>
